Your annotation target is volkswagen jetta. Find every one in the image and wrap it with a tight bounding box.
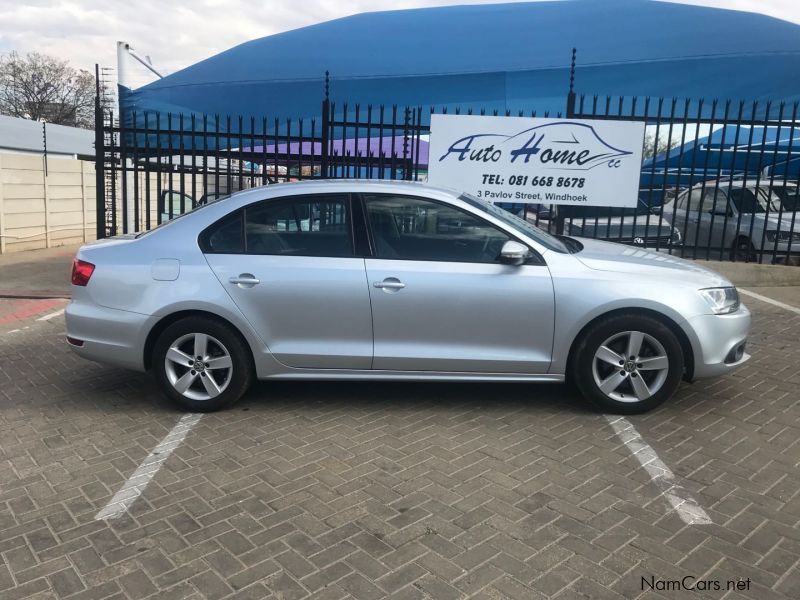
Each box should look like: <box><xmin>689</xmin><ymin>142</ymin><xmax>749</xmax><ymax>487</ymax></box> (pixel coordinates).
<box><xmin>66</xmin><ymin>180</ymin><xmax>750</xmax><ymax>414</ymax></box>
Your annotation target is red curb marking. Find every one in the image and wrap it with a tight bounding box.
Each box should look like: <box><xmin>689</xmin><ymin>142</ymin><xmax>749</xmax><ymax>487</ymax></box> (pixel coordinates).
<box><xmin>0</xmin><ymin>298</ymin><xmax>68</xmax><ymax>325</ymax></box>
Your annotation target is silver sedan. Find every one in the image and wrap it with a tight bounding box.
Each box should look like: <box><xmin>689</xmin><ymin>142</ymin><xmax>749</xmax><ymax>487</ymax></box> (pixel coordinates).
<box><xmin>66</xmin><ymin>180</ymin><xmax>751</xmax><ymax>413</ymax></box>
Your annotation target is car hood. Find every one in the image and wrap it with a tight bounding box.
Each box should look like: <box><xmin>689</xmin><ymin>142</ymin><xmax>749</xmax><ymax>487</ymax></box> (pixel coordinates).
<box><xmin>737</xmin><ymin>211</ymin><xmax>799</xmax><ymax>229</ymax></box>
<box><xmin>766</xmin><ymin>212</ymin><xmax>800</xmax><ymax>230</ymax></box>
<box><xmin>572</xmin><ymin>237</ymin><xmax>732</xmax><ymax>288</ymax></box>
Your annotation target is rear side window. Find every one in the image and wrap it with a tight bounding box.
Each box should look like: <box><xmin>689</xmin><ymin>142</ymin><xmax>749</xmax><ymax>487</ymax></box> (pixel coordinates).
<box><xmin>200</xmin><ymin>211</ymin><xmax>244</xmax><ymax>253</ymax></box>
<box><xmin>245</xmin><ymin>195</ymin><xmax>352</xmax><ymax>256</ymax></box>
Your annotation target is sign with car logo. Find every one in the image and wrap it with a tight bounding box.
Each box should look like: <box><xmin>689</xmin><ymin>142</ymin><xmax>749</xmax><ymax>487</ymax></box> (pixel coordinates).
<box><xmin>428</xmin><ymin>114</ymin><xmax>645</xmax><ymax>207</ymax></box>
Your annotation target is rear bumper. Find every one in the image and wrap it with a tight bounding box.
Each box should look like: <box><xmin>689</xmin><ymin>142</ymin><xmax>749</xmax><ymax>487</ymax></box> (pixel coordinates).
<box><xmin>65</xmin><ymin>299</ymin><xmax>150</xmax><ymax>372</ymax></box>
<box><xmin>687</xmin><ymin>304</ymin><xmax>751</xmax><ymax>379</ymax></box>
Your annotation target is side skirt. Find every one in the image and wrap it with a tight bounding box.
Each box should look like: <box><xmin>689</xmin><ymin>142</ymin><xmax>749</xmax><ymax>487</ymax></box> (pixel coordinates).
<box><xmin>263</xmin><ymin>370</ymin><xmax>565</xmax><ymax>383</ymax></box>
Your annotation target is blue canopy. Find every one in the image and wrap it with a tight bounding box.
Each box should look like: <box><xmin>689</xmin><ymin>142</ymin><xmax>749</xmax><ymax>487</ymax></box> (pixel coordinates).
<box><xmin>121</xmin><ymin>0</ymin><xmax>800</xmax><ymax>124</ymax></box>
<box><xmin>641</xmin><ymin>125</ymin><xmax>800</xmax><ymax>194</ymax></box>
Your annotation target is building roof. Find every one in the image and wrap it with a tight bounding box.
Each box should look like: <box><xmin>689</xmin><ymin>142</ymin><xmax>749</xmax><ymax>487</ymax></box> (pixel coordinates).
<box><xmin>0</xmin><ymin>115</ymin><xmax>94</xmax><ymax>158</ymax></box>
<box><xmin>121</xmin><ymin>0</ymin><xmax>800</xmax><ymax>124</ymax></box>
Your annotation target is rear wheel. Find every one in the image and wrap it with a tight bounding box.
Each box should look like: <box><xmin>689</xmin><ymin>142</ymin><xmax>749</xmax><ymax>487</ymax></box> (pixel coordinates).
<box><xmin>153</xmin><ymin>317</ymin><xmax>253</xmax><ymax>412</ymax></box>
<box><xmin>572</xmin><ymin>315</ymin><xmax>684</xmax><ymax>414</ymax></box>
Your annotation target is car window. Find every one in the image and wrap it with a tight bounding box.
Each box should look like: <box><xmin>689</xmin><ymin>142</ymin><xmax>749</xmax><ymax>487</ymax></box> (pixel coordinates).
<box><xmin>245</xmin><ymin>195</ymin><xmax>352</xmax><ymax>257</ymax></box>
<box><xmin>730</xmin><ymin>188</ymin><xmax>766</xmax><ymax>213</ymax></box>
<box><xmin>682</xmin><ymin>188</ymin><xmax>704</xmax><ymax>212</ymax></box>
<box><xmin>703</xmin><ymin>188</ymin><xmax>730</xmax><ymax>214</ymax></box>
<box><xmin>674</xmin><ymin>190</ymin><xmax>689</xmax><ymax>210</ymax></box>
<box><xmin>200</xmin><ymin>211</ymin><xmax>244</xmax><ymax>253</ymax></box>
<box><xmin>459</xmin><ymin>193</ymin><xmax>566</xmax><ymax>253</ymax></box>
<box><xmin>161</xmin><ymin>190</ymin><xmax>193</xmax><ymax>218</ymax></box>
<box><xmin>773</xmin><ymin>186</ymin><xmax>800</xmax><ymax>212</ymax></box>
<box><xmin>364</xmin><ymin>194</ymin><xmax>512</xmax><ymax>263</ymax></box>
<box><xmin>138</xmin><ymin>192</ymin><xmax>230</xmax><ymax>238</ymax></box>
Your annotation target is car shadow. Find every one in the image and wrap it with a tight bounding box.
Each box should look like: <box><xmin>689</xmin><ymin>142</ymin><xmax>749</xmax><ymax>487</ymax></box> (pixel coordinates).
<box><xmin>51</xmin><ymin>350</ymin><xmax>590</xmax><ymax>417</ymax></box>
<box><xmin>241</xmin><ymin>379</ymin><xmax>590</xmax><ymax>416</ymax></box>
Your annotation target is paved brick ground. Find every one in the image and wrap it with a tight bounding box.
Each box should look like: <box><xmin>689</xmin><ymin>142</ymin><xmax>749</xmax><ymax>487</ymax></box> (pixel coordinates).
<box><xmin>1</xmin><ymin>291</ymin><xmax>799</xmax><ymax>599</ymax></box>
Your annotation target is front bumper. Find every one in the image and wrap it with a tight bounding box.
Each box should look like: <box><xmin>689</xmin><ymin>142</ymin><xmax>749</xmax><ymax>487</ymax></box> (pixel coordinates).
<box><xmin>65</xmin><ymin>299</ymin><xmax>151</xmax><ymax>372</ymax></box>
<box><xmin>686</xmin><ymin>304</ymin><xmax>751</xmax><ymax>379</ymax></box>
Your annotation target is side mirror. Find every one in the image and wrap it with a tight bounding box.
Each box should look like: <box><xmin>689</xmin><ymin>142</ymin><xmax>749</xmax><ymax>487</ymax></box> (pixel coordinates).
<box><xmin>499</xmin><ymin>240</ymin><xmax>530</xmax><ymax>266</ymax></box>
<box><xmin>649</xmin><ymin>205</ymin><xmax>662</xmax><ymax>215</ymax></box>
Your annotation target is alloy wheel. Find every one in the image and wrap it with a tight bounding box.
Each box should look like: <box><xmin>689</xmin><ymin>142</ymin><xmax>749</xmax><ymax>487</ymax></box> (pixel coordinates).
<box><xmin>164</xmin><ymin>333</ymin><xmax>233</xmax><ymax>401</ymax></box>
<box><xmin>591</xmin><ymin>330</ymin><xmax>669</xmax><ymax>403</ymax></box>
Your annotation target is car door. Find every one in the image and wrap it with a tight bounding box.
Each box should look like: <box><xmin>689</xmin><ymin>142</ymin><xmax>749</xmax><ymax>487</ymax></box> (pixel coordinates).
<box><xmin>361</xmin><ymin>193</ymin><xmax>555</xmax><ymax>373</ymax></box>
<box><xmin>703</xmin><ymin>187</ymin><xmax>733</xmax><ymax>253</ymax></box>
<box><xmin>202</xmin><ymin>193</ymin><xmax>373</xmax><ymax>369</ymax></box>
<box><xmin>676</xmin><ymin>187</ymin><xmax>705</xmax><ymax>247</ymax></box>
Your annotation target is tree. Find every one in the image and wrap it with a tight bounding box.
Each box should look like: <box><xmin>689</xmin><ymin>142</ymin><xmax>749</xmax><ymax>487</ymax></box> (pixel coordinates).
<box><xmin>643</xmin><ymin>130</ymin><xmax>680</xmax><ymax>159</ymax></box>
<box><xmin>0</xmin><ymin>51</ymin><xmax>95</xmax><ymax>129</ymax></box>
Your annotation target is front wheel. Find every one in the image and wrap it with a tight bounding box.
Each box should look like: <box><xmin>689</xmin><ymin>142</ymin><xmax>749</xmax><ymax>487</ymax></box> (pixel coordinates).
<box><xmin>731</xmin><ymin>237</ymin><xmax>757</xmax><ymax>263</ymax></box>
<box><xmin>571</xmin><ymin>315</ymin><xmax>684</xmax><ymax>414</ymax></box>
<box><xmin>153</xmin><ymin>317</ymin><xmax>254</xmax><ymax>412</ymax></box>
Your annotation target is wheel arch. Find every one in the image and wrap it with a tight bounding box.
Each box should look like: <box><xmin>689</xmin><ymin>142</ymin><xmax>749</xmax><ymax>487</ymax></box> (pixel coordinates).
<box><xmin>143</xmin><ymin>309</ymin><xmax>255</xmax><ymax>372</ymax></box>
<box><xmin>565</xmin><ymin>307</ymin><xmax>695</xmax><ymax>382</ymax></box>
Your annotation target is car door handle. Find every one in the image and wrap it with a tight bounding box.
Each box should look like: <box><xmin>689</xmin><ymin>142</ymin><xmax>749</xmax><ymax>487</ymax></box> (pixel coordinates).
<box><xmin>373</xmin><ymin>278</ymin><xmax>405</xmax><ymax>290</ymax></box>
<box><xmin>229</xmin><ymin>274</ymin><xmax>260</xmax><ymax>287</ymax></box>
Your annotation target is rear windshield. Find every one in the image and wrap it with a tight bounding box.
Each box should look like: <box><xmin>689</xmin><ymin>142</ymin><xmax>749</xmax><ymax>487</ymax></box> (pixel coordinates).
<box><xmin>135</xmin><ymin>194</ymin><xmax>230</xmax><ymax>238</ymax></box>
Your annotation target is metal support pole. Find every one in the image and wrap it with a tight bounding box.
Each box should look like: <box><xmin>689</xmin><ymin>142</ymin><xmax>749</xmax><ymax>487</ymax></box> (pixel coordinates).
<box><xmin>320</xmin><ymin>71</ymin><xmax>330</xmax><ymax>178</ymax></box>
<box><xmin>94</xmin><ymin>64</ymin><xmax>106</xmax><ymax>240</ymax></box>
<box><xmin>556</xmin><ymin>48</ymin><xmax>578</xmax><ymax>236</ymax></box>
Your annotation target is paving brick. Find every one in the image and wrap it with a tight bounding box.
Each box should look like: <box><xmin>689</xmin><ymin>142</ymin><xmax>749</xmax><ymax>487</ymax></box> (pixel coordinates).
<box><xmin>1</xmin><ymin>293</ymin><xmax>799</xmax><ymax>599</ymax></box>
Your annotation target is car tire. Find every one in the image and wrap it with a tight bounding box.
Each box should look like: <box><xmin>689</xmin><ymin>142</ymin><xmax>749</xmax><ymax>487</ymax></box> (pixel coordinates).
<box><xmin>153</xmin><ymin>316</ymin><xmax>254</xmax><ymax>412</ymax></box>
<box><xmin>571</xmin><ymin>314</ymin><xmax>684</xmax><ymax>414</ymax></box>
<box><xmin>731</xmin><ymin>237</ymin><xmax>757</xmax><ymax>263</ymax></box>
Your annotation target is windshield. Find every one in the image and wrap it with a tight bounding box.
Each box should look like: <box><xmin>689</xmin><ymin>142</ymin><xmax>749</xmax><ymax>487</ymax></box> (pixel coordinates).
<box><xmin>136</xmin><ymin>193</ymin><xmax>231</xmax><ymax>238</ymax></box>
<box><xmin>459</xmin><ymin>193</ymin><xmax>568</xmax><ymax>253</ymax></box>
<box><xmin>729</xmin><ymin>187</ymin><xmax>784</xmax><ymax>214</ymax></box>
<box><xmin>772</xmin><ymin>185</ymin><xmax>800</xmax><ymax>212</ymax></box>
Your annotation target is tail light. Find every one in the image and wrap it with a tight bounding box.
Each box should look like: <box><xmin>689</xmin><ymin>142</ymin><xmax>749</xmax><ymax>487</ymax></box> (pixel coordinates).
<box><xmin>71</xmin><ymin>259</ymin><xmax>95</xmax><ymax>286</ymax></box>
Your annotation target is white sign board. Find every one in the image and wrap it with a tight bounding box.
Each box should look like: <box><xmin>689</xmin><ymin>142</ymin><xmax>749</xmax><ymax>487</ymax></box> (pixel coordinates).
<box><xmin>428</xmin><ymin>114</ymin><xmax>645</xmax><ymax>207</ymax></box>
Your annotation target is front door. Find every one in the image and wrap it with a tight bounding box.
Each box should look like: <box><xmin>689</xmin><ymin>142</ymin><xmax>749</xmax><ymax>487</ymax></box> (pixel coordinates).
<box><xmin>203</xmin><ymin>193</ymin><xmax>373</xmax><ymax>369</ymax></box>
<box><xmin>362</xmin><ymin>193</ymin><xmax>555</xmax><ymax>373</ymax></box>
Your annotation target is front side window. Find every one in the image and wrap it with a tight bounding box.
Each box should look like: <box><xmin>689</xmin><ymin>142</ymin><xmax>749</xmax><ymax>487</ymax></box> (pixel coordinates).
<box><xmin>245</xmin><ymin>195</ymin><xmax>352</xmax><ymax>256</ymax></box>
<box><xmin>729</xmin><ymin>188</ymin><xmax>767</xmax><ymax>214</ymax></box>
<box><xmin>364</xmin><ymin>194</ymin><xmax>512</xmax><ymax>263</ymax></box>
<box><xmin>773</xmin><ymin>186</ymin><xmax>800</xmax><ymax>212</ymax></box>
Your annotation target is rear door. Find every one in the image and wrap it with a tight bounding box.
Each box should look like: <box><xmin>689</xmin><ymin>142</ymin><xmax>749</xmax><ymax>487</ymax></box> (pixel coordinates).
<box><xmin>203</xmin><ymin>193</ymin><xmax>374</xmax><ymax>369</ymax></box>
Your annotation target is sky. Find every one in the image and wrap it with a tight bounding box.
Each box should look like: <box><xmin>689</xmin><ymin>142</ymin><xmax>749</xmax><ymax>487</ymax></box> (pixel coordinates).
<box><xmin>0</xmin><ymin>0</ymin><xmax>799</xmax><ymax>89</ymax></box>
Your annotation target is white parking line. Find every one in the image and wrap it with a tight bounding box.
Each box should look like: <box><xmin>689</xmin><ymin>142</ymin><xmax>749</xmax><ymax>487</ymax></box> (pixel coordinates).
<box><xmin>606</xmin><ymin>415</ymin><xmax>712</xmax><ymax>525</ymax></box>
<box><xmin>2</xmin><ymin>326</ymin><xmax>30</xmax><ymax>335</ymax></box>
<box><xmin>739</xmin><ymin>288</ymin><xmax>800</xmax><ymax>315</ymax></box>
<box><xmin>36</xmin><ymin>308</ymin><xmax>65</xmax><ymax>321</ymax></box>
<box><xmin>95</xmin><ymin>413</ymin><xmax>202</xmax><ymax>520</ymax></box>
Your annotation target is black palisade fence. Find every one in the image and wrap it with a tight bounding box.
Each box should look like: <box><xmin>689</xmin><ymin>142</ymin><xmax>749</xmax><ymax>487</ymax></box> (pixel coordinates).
<box><xmin>568</xmin><ymin>94</ymin><xmax>800</xmax><ymax>264</ymax></box>
<box><xmin>95</xmin><ymin>70</ymin><xmax>800</xmax><ymax>265</ymax></box>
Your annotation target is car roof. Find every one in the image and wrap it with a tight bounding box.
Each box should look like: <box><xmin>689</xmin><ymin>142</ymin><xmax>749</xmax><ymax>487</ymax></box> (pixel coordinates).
<box><xmin>692</xmin><ymin>179</ymin><xmax>797</xmax><ymax>188</ymax></box>
<box><xmin>230</xmin><ymin>179</ymin><xmax>463</xmax><ymax>202</ymax></box>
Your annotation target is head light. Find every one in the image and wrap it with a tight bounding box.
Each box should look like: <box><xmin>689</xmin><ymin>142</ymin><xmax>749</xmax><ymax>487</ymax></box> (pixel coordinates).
<box><xmin>765</xmin><ymin>230</ymin><xmax>800</xmax><ymax>243</ymax></box>
<box><xmin>700</xmin><ymin>287</ymin><xmax>740</xmax><ymax>315</ymax></box>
